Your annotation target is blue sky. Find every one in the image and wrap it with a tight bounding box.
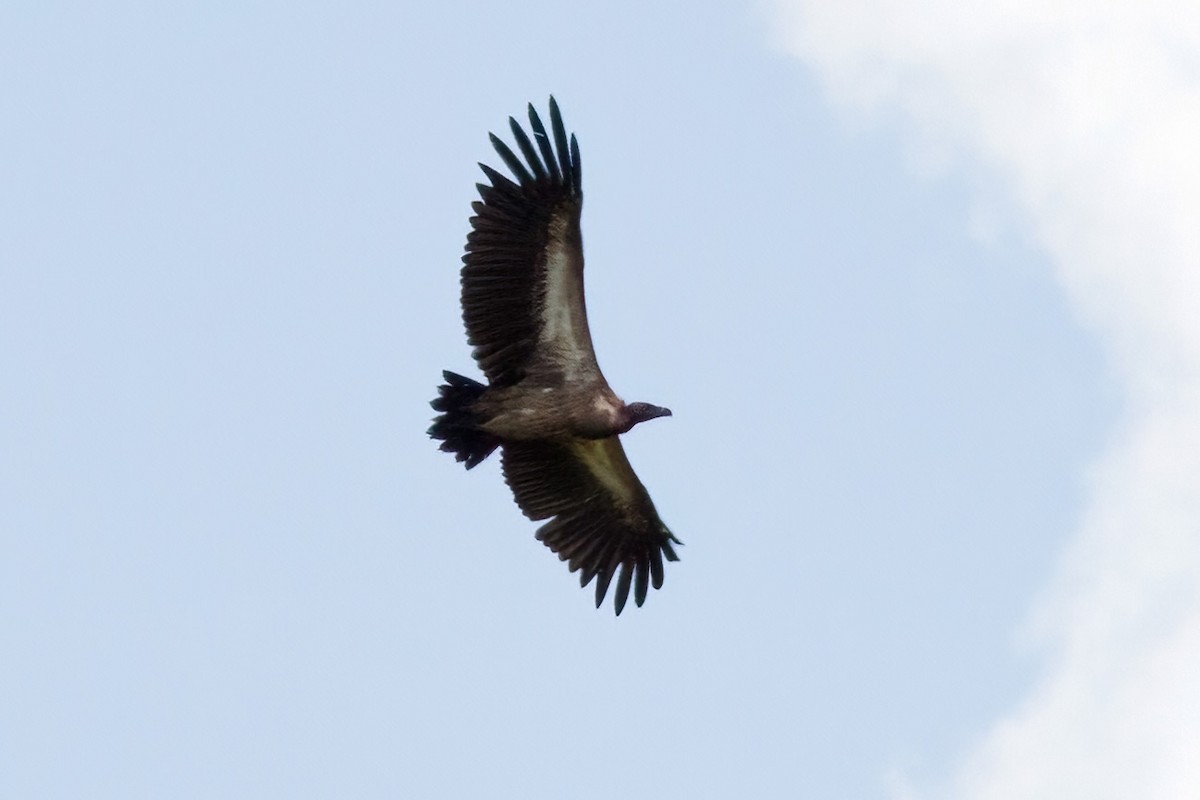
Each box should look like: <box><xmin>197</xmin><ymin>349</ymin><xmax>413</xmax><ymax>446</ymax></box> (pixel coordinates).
<box><xmin>8</xmin><ymin>2</ymin><xmax>1191</xmax><ymax>798</ymax></box>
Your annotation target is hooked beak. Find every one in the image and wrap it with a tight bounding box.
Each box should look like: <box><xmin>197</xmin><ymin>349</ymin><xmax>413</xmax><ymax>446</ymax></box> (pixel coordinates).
<box><xmin>647</xmin><ymin>404</ymin><xmax>672</xmax><ymax>420</ymax></box>
<box><xmin>625</xmin><ymin>401</ymin><xmax>673</xmax><ymax>431</ymax></box>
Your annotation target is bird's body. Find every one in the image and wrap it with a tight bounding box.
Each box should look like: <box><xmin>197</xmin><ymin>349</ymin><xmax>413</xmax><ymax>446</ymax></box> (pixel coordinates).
<box><xmin>429</xmin><ymin>98</ymin><xmax>680</xmax><ymax>614</ymax></box>
<box><xmin>474</xmin><ymin>380</ymin><xmax>617</xmax><ymax>440</ymax></box>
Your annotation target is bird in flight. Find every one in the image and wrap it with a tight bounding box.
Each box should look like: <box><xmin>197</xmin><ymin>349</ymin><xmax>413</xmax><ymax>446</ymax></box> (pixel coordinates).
<box><xmin>429</xmin><ymin>97</ymin><xmax>681</xmax><ymax>614</ymax></box>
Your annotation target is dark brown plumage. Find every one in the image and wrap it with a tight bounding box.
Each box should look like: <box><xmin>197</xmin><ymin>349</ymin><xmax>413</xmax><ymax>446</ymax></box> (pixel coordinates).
<box><xmin>429</xmin><ymin>97</ymin><xmax>680</xmax><ymax>615</ymax></box>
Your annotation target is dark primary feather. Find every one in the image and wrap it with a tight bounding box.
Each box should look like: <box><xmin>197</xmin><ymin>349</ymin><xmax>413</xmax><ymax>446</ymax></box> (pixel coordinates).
<box><xmin>549</xmin><ymin>98</ymin><xmax>574</xmax><ymax>189</ymax></box>
<box><xmin>508</xmin><ymin>117</ymin><xmax>547</xmax><ymax>182</ymax></box>
<box><xmin>527</xmin><ymin>104</ymin><xmax>560</xmax><ymax>183</ymax></box>
<box><xmin>488</xmin><ymin>133</ymin><xmax>535</xmax><ymax>185</ymax></box>
<box><xmin>461</xmin><ymin>97</ymin><xmax>584</xmax><ymax>386</ymax></box>
<box><xmin>500</xmin><ymin>440</ymin><xmax>681</xmax><ymax>615</ymax></box>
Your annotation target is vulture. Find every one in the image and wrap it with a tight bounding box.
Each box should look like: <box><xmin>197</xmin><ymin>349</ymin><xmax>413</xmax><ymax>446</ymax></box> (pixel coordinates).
<box><xmin>428</xmin><ymin>97</ymin><xmax>681</xmax><ymax>614</ymax></box>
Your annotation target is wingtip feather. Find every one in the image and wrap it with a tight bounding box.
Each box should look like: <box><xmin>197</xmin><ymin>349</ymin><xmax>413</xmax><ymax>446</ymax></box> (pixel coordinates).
<box><xmin>634</xmin><ymin>557</ymin><xmax>650</xmax><ymax>606</ymax></box>
<box><xmin>613</xmin><ymin>560</ymin><xmax>634</xmax><ymax>615</ymax></box>
<box><xmin>489</xmin><ymin>133</ymin><xmax>533</xmax><ymax>184</ymax></box>
<box><xmin>508</xmin><ymin>115</ymin><xmax>547</xmax><ymax>182</ymax></box>
<box><xmin>650</xmin><ymin>547</ymin><xmax>664</xmax><ymax>589</ymax></box>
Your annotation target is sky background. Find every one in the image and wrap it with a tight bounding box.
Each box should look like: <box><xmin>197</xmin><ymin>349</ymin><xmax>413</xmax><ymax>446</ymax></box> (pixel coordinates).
<box><xmin>2</xmin><ymin>2</ymin><xmax>1194</xmax><ymax>799</ymax></box>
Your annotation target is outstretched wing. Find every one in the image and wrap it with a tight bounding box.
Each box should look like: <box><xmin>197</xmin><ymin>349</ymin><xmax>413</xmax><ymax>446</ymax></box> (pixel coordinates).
<box><xmin>462</xmin><ymin>97</ymin><xmax>601</xmax><ymax>387</ymax></box>
<box><xmin>500</xmin><ymin>438</ymin><xmax>681</xmax><ymax>614</ymax></box>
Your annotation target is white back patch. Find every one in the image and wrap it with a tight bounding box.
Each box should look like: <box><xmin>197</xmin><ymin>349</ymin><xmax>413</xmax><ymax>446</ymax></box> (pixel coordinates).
<box><xmin>592</xmin><ymin>395</ymin><xmax>619</xmax><ymax>420</ymax></box>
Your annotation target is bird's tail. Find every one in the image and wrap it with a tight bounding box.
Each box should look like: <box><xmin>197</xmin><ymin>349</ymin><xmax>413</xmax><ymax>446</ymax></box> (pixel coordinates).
<box><xmin>428</xmin><ymin>370</ymin><xmax>499</xmax><ymax>469</ymax></box>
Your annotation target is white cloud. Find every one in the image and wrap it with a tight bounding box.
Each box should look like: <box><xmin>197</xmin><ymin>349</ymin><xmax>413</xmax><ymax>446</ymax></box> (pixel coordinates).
<box><xmin>771</xmin><ymin>1</ymin><xmax>1200</xmax><ymax>797</ymax></box>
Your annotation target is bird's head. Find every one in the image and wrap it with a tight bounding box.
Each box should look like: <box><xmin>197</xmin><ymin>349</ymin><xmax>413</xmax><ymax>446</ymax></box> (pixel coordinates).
<box><xmin>619</xmin><ymin>401</ymin><xmax>672</xmax><ymax>433</ymax></box>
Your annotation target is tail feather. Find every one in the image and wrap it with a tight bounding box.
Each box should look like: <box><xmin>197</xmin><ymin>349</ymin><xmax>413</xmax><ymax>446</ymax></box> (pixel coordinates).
<box><xmin>428</xmin><ymin>370</ymin><xmax>499</xmax><ymax>469</ymax></box>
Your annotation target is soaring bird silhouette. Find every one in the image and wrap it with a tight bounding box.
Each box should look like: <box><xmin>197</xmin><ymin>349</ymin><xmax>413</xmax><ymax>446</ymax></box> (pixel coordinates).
<box><xmin>429</xmin><ymin>97</ymin><xmax>680</xmax><ymax>614</ymax></box>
